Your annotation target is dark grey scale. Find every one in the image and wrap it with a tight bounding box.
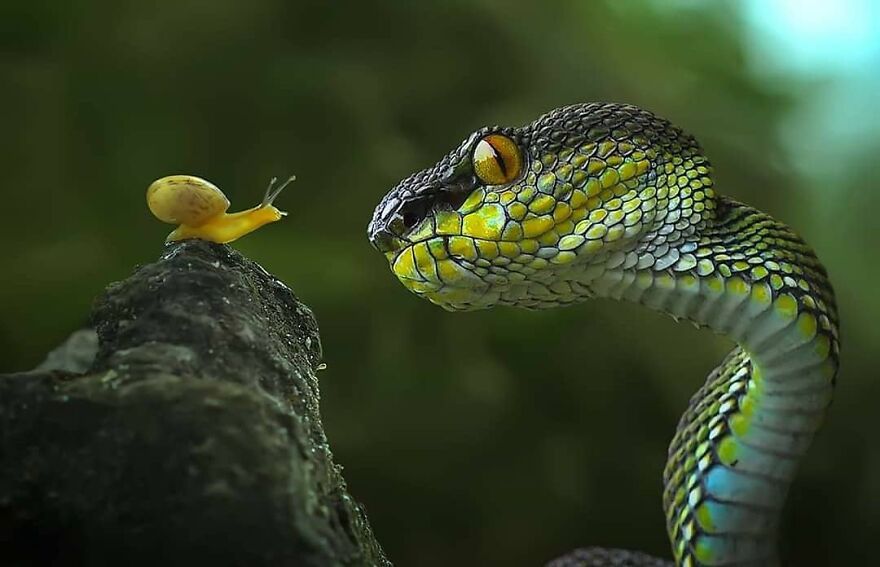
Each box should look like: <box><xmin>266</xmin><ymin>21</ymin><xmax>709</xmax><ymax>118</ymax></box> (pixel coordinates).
<box><xmin>546</xmin><ymin>547</ymin><xmax>673</xmax><ymax>567</ymax></box>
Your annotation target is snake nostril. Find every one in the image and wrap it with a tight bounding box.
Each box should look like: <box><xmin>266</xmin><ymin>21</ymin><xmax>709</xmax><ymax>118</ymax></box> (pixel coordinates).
<box><xmin>369</xmin><ymin>229</ymin><xmax>400</xmax><ymax>253</ymax></box>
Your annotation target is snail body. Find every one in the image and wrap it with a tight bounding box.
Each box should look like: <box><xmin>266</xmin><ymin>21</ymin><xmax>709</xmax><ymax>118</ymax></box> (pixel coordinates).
<box><xmin>147</xmin><ymin>174</ymin><xmax>292</xmax><ymax>243</ymax></box>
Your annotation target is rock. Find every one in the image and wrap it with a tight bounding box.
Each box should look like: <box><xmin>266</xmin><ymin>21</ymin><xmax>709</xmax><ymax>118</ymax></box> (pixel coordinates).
<box><xmin>0</xmin><ymin>240</ymin><xmax>389</xmax><ymax>567</ymax></box>
<box><xmin>33</xmin><ymin>329</ymin><xmax>98</xmax><ymax>374</ymax></box>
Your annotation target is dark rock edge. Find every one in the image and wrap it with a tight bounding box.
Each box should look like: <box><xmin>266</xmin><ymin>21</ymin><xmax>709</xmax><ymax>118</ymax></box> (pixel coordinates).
<box><xmin>0</xmin><ymin>240</ymin><xmax>389</xmax><ymax>567</ymax></box>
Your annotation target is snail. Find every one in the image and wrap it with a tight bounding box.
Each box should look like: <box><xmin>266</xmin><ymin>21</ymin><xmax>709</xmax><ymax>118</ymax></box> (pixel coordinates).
<box><xmin>147</xmin><ymin>174</ymin><xmax>294</xmax><ymax>243</ymax></box>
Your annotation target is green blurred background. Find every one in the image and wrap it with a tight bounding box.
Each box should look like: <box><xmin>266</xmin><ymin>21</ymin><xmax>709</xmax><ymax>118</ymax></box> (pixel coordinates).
<box><xmin>2</xmin><ymin>1</ymin><xmax>878</xmax><ymax>565</ymax></box>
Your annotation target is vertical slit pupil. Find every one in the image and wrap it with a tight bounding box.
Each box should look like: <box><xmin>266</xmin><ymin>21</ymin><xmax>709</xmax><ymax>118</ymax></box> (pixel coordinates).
<box><xmin>490</xmin><ymin>142</ymin><xmax>508</xmax><ymax>178</ymax></box>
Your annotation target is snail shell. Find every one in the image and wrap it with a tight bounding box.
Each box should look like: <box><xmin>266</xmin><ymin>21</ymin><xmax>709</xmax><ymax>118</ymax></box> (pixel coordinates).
<box><xmin>147</xmin><ymin>175</ymin><xmax>231</xmax><ymax>227</ymax></box>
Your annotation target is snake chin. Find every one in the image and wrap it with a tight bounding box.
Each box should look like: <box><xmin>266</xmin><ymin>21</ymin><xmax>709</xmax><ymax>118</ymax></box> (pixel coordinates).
<box><xmin>384</xmin><ymin>241</ymin><xmax>500</xmax><ymax>312</ymax></box>
<box><xmin>399</xmin><ymin>280</ymin><xmax>499</xmax><ymax>312</ymax></box>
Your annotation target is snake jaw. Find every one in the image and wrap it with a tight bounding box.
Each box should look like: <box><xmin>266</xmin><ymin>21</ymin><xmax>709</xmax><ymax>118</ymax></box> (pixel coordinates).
<box><xmin>383</xmin><ymin>237</ymin><xmax>498</xmax><ymax>311</ymax></box>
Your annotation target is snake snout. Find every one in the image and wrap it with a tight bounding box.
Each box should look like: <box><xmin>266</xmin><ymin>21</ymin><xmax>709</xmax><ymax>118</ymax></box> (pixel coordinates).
<box><xmin>368</xmin><ymin>227</ymin><xmax>399</xmax><ymax>254</ymax></box>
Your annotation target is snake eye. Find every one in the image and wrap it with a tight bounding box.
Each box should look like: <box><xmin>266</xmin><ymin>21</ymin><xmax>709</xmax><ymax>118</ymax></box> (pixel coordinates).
<box><xmin>473</xmin><ymin>134</ymin><xmax>522</xmax><ymax>185</ymax></box>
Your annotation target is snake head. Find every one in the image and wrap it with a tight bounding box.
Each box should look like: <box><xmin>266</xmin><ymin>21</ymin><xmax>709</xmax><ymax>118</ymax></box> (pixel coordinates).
<box><xmin>368</xmin><ymin>103</ymin><xmax>716</xmax><ymax>311</ymax></box>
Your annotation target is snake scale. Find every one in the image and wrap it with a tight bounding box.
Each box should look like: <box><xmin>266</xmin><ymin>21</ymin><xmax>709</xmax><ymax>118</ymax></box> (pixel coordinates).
<box><xmin>367</xmin><ymin>103</ymin><xmax>840</xmax><ymax>566</ymax></box>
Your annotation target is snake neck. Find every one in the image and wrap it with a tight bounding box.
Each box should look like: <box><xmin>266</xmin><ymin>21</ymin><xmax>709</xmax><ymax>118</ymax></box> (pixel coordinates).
<box><xmin>579</xmin><ymin>197</ymin><xmax>840</xmax><ymax>566</ymax></box>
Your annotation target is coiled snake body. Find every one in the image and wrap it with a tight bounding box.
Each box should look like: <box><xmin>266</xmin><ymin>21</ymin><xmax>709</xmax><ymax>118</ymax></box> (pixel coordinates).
<box><xmin>368</xmin><ymin>103</ymin><xmax>839</xmax><ymax>566</ymax></box>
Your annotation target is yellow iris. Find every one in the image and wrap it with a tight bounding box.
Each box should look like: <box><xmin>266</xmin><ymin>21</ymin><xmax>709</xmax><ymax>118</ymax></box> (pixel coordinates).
<box><xmin>473</xmin><ymin>134</ymin><xmax>522</xmax><ymax>185</ymax></box>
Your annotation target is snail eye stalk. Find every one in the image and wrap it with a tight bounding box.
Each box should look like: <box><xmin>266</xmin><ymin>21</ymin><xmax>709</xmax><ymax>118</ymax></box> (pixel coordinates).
<box><xmin>472</xmin><ymin>134</ymin><xmax>522</xmax><ymax>186</ymax></box>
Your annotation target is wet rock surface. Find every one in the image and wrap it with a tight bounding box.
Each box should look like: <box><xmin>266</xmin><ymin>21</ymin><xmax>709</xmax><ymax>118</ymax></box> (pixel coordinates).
<box><xmin>0</xmin><ymin>240</ymin><xmax>388</xmax><ymax>567</ymax></box>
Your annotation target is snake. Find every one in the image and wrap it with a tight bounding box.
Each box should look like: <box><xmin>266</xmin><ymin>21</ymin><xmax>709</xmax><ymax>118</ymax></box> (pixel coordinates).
<box><xmin>367</xmin><ymin>103</ymin><xmax>839</xmax><ymax>566</ymax></box>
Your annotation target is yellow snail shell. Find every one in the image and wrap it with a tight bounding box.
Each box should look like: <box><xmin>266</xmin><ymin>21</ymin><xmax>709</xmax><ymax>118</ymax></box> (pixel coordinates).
<box><xmin>147</xmin><ymin>175</ymin><xmax>230</xmax><ymax>227</ymax></box>
<box><xmin>146</xmin><ymin>174</ymin><xmax>291</xmax><ymax>243</ymax></box>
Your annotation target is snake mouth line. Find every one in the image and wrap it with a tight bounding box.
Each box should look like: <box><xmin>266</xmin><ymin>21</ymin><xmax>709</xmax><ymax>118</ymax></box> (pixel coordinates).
<box><xmin>392</xmin><ymin>236</ymin><xmax>475</xmax><ymax>276</ymax></box>
<box><xmin>386</xmin><ymin>236</ymin><xmax>496</xmax><ymax>308</ymax></box>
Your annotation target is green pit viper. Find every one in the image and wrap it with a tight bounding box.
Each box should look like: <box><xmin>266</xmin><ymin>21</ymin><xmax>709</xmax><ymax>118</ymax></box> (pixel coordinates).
<box><xmin>367</xmin><ymin>103</ymin><xmax>839</xmax><ymax>567</ymax></box>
